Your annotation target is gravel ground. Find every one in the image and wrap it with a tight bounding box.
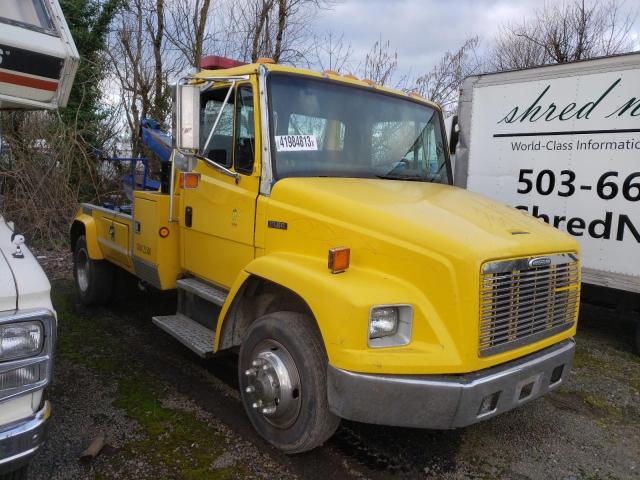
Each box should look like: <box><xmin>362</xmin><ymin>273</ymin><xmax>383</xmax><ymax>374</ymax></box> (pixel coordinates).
<box><xmin>25</xmin><ymin>267</ymin><xmax>640</xmax><ymax>480</ymax></box>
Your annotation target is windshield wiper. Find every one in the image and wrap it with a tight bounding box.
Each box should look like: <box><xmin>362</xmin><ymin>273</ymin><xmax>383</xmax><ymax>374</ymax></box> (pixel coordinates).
<box><xmin>374</xmin><ymin>174</ymin><xmax>427</xmax><ymax>182</ymax></box>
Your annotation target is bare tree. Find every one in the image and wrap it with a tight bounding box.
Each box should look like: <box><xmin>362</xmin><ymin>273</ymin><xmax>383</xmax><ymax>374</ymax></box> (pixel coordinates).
<box><xmin>231</xmin><ymin>0</ymin><xmax>331</xmax><ymax>64</ymax></box>
<box><xmin>359</xmin><ymin>38</ymin><xmax>398</xmax><ymax>86</ymax></box>
<box><xmin>413</xmin><ymin>37</ymin><xmax>480</xmax><ymax>115</ymax></box>
<box><xmin>164</xmin><ymin>0</ymin><xmax>213</xmax><ymax>68</ymax></box>
<box><xmin>490</xmin><ymin>0</ymin><xmax>637</xmax><ymax>71</ymax></box>
<box><xmin>108</xmin><ymin>0</ymin><xmax>175</xmax><ymax>156</ymax></box>
<box><xmin>311</xmin><ymin>31</ymin><xmax>353</xmax><ymax>73</ymax></box>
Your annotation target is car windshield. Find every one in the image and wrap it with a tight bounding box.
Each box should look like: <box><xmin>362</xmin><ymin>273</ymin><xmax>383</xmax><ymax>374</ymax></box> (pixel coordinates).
<box><xmin>268</xmin><ymin>74</ymin><xmax>450</xmax><ymax>184</ymax></box>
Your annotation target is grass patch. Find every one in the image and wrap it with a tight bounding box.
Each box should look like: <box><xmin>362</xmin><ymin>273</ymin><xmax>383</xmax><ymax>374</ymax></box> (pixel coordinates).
<box><xmin>552</xmin><ymin>387</ymin><xmax>623</xmax><ymax>419</ymax></box>
<box><xmin>53</xmin><ymin>281</ymin><xmax>249</xmax><ymax>479</ymax></box>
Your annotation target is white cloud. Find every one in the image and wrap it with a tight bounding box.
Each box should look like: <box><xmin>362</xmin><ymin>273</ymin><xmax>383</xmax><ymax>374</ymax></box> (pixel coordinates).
<box><xmin>311</xmin><ymin>0</ymin><xmax>639</xmax><ymax>79</ymax></box>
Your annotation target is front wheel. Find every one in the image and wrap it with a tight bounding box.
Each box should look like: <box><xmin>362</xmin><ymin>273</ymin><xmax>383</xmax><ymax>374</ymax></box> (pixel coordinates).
<box><xmin>238</xmin><ymin>311</ymin><xmax>340</xmax><ymax>453</ymax></box>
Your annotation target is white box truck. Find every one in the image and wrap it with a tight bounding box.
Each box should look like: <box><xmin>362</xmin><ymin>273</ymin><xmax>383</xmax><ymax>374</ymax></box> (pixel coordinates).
<box><xmin>450</xmin><ymin>53</ymin><xmax>640</xmax><ymax>349</ymax></box>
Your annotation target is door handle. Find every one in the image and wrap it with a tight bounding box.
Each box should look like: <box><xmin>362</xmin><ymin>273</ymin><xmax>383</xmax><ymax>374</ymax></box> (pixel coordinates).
<box><xmin>185</xmin><ymin>206</ymin><xmax>193</xmax><ymax>227</ymax></box>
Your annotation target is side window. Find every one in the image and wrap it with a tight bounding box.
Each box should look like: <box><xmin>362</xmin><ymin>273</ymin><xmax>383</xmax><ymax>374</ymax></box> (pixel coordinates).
<box><xmin>200</xmin><ymin>88</ymin><xmax>234</xmax><ymax>168</ymax></box>
<box><xmin>234</xmin><ymin>86</ymin><xmax>255</xmax><ymax>175</ymax></box>
<box><xmin>0</xmin><ymin>0</ymin><xmax>54</xmax><ymax>32</ymax></box>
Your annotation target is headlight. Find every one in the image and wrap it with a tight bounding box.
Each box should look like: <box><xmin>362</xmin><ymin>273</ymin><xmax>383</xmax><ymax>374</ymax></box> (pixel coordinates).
<box><xmin>369</xmin><ymin>307</ymin><xmax>399</xmax><ymax>339</ymax></box>
<box><xmin>0</xmin><ymin>364</ymin><xmax>41</xmax><ymax>390</ymax></box>
<box><xmin>0</xmin><ymin>322</ymin><xmax>44</xmax><ymax>361</ymax></box>
<box><xmin>368</xmin><ymin>305</ymin><xmax>413</xmax><ymax>348</ymax></box>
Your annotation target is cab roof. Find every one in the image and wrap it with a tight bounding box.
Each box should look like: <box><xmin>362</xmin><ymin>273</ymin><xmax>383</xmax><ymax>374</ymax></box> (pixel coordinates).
<box><xmin>195</xmin><ymin>62</ymin><xmax>441</xmax><ymax>111</ymax></box>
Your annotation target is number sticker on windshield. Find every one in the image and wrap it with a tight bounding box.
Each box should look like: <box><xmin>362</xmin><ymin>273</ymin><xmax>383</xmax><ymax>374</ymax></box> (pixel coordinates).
<box><xmin>275</xmin><ymin>135</ymin><xmax>318</xmax><ymax>152</ymax></box>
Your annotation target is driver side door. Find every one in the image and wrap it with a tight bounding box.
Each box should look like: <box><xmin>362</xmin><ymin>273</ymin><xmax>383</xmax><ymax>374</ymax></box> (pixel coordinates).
<box><xmin>180</xmin><ymin>82</ymin><xmax>260</xmax><ymax>289</ymax></box>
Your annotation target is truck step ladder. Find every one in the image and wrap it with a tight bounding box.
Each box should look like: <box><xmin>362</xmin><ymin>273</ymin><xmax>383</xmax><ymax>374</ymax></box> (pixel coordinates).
<box><xmin>152</xmin><ymin>313</ymin><xmax>215</xmax><ymax>358</ymax></box>
<box><xmin>176</xmin><ymin>278</ymin><xmax>228</xmax><ymax>306</ymax></box>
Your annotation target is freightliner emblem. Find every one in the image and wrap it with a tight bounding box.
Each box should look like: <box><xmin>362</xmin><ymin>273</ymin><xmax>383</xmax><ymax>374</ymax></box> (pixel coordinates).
<box><xmin>529</xmin><ymin>257</ymin><xmax>552</xmax><ymax>268</ymax></box>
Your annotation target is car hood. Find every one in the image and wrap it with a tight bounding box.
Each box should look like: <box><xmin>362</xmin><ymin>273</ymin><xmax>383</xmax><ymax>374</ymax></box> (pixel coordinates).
<box><xmin>0</xmin><ymin>216</ymin><xmax>52</xmax><ymax>312</ymax></box>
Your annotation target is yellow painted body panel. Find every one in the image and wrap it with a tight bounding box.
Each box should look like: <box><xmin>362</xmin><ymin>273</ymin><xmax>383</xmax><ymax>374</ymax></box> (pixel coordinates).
<box><xmin>72</xmin><ymin>212</ymin><xmax>104</xmax><ymax>259</ymax></box>
<box><xmin>132</xmin><ymin>191</ymin><xmax>182</xmax><ymax>289</ymax></box>
<box><xmin>179</xmin><ymin>167</ymin><xmax>260</xmax><ymax>289</ymax></box>
<box><xmin>247</xmin><ymin>178</ymin><xmax>579</xmax><ymax>374</ymax></box>
<box><xmin>90</xmin><ymin>208</ymin><xmax>133</xmax><ymax>272</ymax></box>
<box><xmin>73</xmin><ymin>63</ymin><xmax>580</xmax><ymax>378</ymax></box>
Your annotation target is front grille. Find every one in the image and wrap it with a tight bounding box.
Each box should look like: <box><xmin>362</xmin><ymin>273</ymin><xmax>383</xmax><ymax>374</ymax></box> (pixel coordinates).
<box><xmin>479</xmin><ymin>253</ymin><xmax>580</xmax><ymax>357</ymax></box>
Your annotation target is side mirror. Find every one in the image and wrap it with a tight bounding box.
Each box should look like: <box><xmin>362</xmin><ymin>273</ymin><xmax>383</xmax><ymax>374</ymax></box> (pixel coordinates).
<box><xmin>447</xmin><ymin>115</ymin><xmax>459</xmax><ymax>155</ymax></box>
<box><xmin>176</xmin><ymin>83</ymin><xmax>200</xmax><ymax>151</ymax></box>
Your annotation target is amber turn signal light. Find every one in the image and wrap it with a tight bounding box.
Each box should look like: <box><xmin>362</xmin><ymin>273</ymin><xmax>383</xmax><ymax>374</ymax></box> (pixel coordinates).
<box><xmin>159</xmin><ymin>226</ymin><xmax>170</xmax><ymax>238</ymax></box>
<box><xmin>179</xmin><ymin>172</ymin><xmax>200</xmax><ymax>189</ymax></box>
<box><xmin>328</xmin><ymin>247</ymin><xmax>350</xmax><ymax>274</ymax></box>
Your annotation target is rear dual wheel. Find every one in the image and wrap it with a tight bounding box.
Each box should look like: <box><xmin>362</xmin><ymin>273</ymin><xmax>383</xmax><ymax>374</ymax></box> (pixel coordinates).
<box><xmin>238</xmin><ymin>311</ymin><xmax>340</xmax><ymax>453</ymax></box>
<box><xmin>73</xmin><ymin>236</ymin><xmax>113</xmax><ymax>305</ymax></box>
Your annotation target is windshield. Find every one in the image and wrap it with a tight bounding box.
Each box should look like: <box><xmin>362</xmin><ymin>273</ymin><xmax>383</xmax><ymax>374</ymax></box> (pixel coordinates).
<box><xmin>268</xmin><ymin>75</ymin><xmax>450</xmax><ymax>184</ymax></box>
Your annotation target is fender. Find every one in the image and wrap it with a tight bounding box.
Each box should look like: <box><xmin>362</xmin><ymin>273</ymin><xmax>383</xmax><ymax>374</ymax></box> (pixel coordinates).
<box><xmin>217</xmin><ymin>252</ymin><xmax>463</xmax><ymax>374</ymax></box>
<box><xmin>70</xmin><ymin>212</ymin><xmax>104</xmax><ymax>260</ymax></box>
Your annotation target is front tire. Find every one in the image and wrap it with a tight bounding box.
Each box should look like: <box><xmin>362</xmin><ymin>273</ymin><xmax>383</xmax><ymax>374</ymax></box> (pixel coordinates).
<box><xmin>73</xmin><ymin>235</ymin><xmax>113</xmax><ymax>305</ymax></box>
<box><xmin>238</xmin><ymin>311</ymin><xmax>340</xmax><ymax>453</ymax></box>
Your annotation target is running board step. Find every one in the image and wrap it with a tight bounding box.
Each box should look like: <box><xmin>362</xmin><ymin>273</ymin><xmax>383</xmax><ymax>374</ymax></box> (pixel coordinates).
<box><xmin>176</xmin><ymin>277</ymin><xmax>228</xmax><ymax>306</ymax></box>
<box><xmin>152</xmin><ymin>313</ymin><xmax>215</xmax><ymax>358</ymax></box>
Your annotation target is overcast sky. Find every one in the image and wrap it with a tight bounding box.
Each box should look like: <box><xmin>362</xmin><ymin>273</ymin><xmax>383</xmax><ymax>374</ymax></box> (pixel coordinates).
<box><xmin>310</xmin><ymin>0</ymin><xmax>640</xmax><ymax>79</ymax></box>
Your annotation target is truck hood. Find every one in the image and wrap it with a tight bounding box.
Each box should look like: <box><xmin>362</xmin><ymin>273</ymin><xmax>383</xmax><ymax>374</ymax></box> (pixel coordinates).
<box><xmin>0</xmin><ymin>216</ymin><xmax>52</xmax><ymax>312</ymax></box>
<box><xmin>265</xmin><ymin>178</ymin><xmax>579</xmax><ymax>374</ymax></box>
<box><xmin>269</xmin><ymin>177</ymin><xmax>576</xmax><ymax>260</ymax></box>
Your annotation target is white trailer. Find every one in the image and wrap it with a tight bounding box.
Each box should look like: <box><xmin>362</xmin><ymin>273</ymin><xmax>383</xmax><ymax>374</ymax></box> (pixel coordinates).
<box><xmin>452</xmin><ymin>53</ymin><xmax>640</xmax><ymax>296</ymax></box>
<box><xmin>0</xmin><ymin>0</ymin><xmax>78</xmax><ymax>110</ymax></box>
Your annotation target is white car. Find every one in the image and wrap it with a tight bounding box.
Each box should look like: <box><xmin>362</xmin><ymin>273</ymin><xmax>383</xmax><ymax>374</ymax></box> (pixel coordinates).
<box><xmin>0</xmin><ymin>216</ymin><xmax>54</xmax><ymax>478</ymax></box>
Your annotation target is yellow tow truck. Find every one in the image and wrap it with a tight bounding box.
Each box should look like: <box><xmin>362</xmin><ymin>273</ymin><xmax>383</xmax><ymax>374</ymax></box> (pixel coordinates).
<box><xmin>71</xmin><ymin>57</ymin><xmax>581</xmax><ymax>453</ymax></box>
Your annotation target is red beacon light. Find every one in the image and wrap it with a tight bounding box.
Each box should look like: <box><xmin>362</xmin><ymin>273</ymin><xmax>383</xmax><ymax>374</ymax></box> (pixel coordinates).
<box><xmin>200</xmin><ymin>55</ymin><xmax>246</xmax><ymax>70</ymax></box>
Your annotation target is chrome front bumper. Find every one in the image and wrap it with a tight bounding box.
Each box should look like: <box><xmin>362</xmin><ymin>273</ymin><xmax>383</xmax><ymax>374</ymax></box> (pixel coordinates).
<box><xmin>327</xmin><ymin>339</ymin><xmax>575</xmax><ymax>429</ymax></box>
<box><xmin>0</xmin><ymin>401</ymin><xmax>51</xmax><ymax>474</ymax></box>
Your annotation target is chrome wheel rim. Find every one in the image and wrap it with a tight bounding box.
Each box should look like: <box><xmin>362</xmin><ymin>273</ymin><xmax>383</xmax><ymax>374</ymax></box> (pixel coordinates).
<box><xmin>243</xmin><ymin>339</ymin><xmax>302</xmax><ymax>429</ymax></box>
<box><xmin>76</xmin><ymin>248</ymin><xmax>90</xmax><ymax>293</ymax></box>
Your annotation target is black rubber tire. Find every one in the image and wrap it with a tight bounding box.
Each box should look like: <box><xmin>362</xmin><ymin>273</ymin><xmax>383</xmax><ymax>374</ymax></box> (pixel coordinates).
<box><xmin>73</xmin><ymin>235</ymin><xmax>113</xmax><ymax>305</ymax></box>
<box><xmin>0</xmin><ymin>465</ymin><xmax>28</xmax><ymax>480</ymax></box>
<box><xmin>635</xmin><ymin>320</ymin><xmax>640</xmax><ymax>355</ymax></box>
<box><xmin>238</xmin><ymin>311</ymin><xmax>340</xmax><ymax>453</ymax></box>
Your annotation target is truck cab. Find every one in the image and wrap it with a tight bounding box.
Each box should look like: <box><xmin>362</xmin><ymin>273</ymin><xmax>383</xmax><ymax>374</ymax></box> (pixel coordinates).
<box><xmin>71</xmin><ymin>59</ymin><xmax>581</xmax><ymax>453</ymax></box>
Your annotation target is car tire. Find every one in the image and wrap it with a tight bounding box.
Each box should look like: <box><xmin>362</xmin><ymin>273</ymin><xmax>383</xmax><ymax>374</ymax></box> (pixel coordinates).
<box><xmin>73</xmin><ymin>235</ymin><xmax>113</xmax><ymax>305</ymax></box>
<box><xmin>238</xmin><ymin>311</ymin><xmax>340</xmax><ymax>453</ymax></box>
